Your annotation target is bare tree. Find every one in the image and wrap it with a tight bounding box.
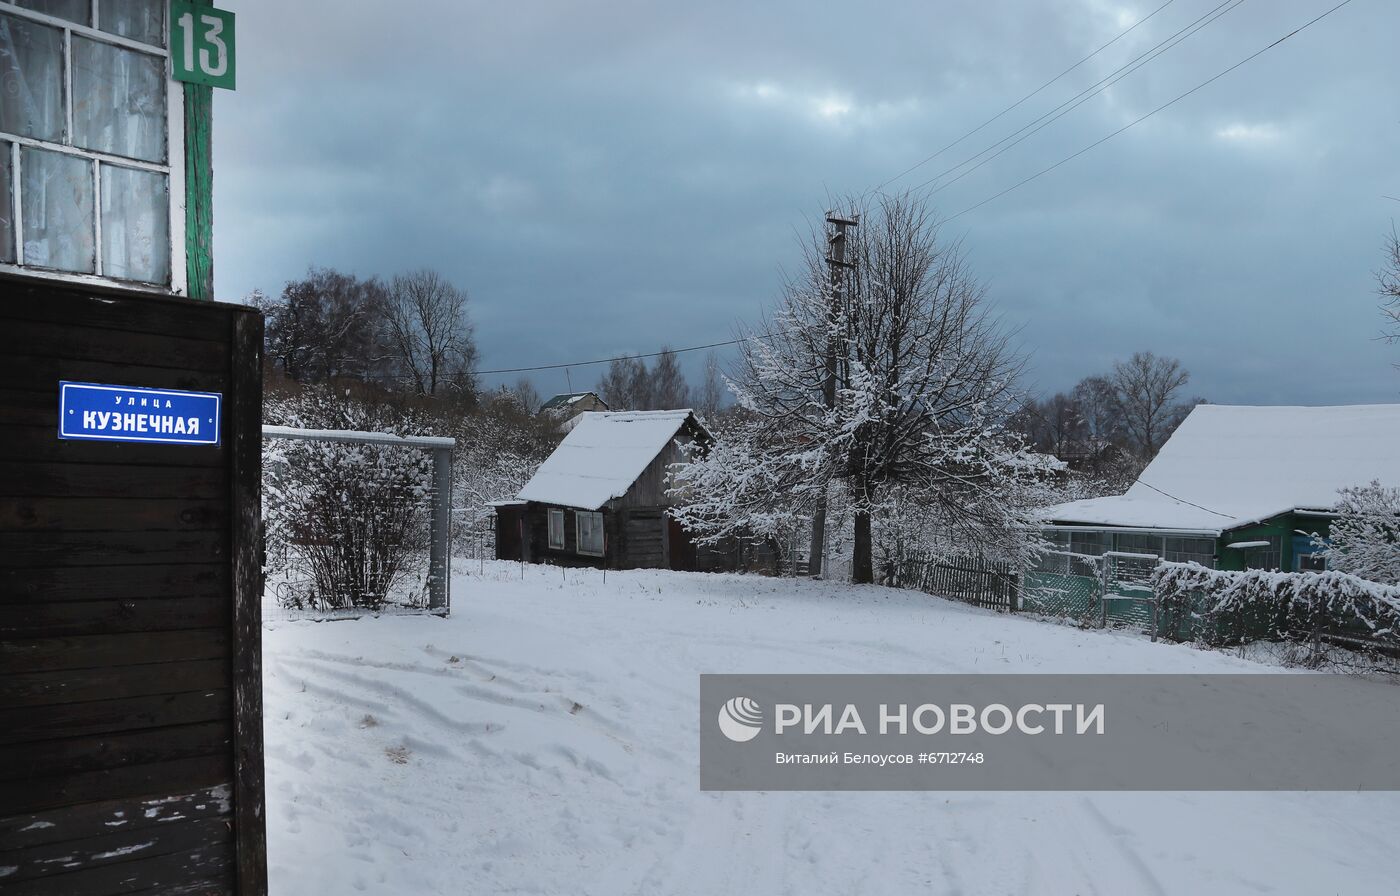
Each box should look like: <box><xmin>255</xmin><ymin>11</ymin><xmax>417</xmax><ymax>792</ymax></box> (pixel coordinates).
<box><xmin>1072</xmin><ymin>375</ymin><xmax>1124</xmax><ymax>449</ymax></box>
<box><xmin>383</xmin><ymin>269</ymin><xmax>478</xmax><ymax>399</ymax></box>
<box><xmin>651</xmin><ymin>348</ymin><xmax>690</xmax><ymax>409</ymax></box>
<box><xmin>1012</xmin><ymin>392</ymin><xmax>1086</xmax><ymax>458</ymax></box>
<box><xmin>597</xmin><ymin>356</ymin><xmax>649</xmax><ymax>409</ymax></box>
<box><xmin>1110</xmin><ymin>351</ymin><xmax>1191</xmax><ymax>460</ymax></box>
<box><xmin>1380</xmin><ymin>225</ymin><xmax>1400</xmax><ymax>359</ymax></box>
<box><xmin>255</xmin><ymin>267</ymin><xmax>389</xmax><ymax>383</ymax></box>
<box><xmin>694</xmin><ymin>351</ymin><xmax>724</xmax><ymax>419</ymax></box>
<box><xmin>513</xmin><ymin>377</ymin><xmax>541</xmax><ymax>415</ymax></box>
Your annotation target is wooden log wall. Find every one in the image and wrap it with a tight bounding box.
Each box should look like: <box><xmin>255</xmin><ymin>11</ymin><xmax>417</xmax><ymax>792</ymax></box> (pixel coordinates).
<box><xmin>0</xmin><ymin>276</ymin><xmax>266</xmax><ymax>895</ymax></box>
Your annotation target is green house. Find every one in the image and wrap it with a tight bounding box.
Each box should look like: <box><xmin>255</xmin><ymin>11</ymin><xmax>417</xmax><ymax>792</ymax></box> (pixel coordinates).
<box><xmin>1026</xmin><ymin>404</ymin><xmax>1400</xmax><ymax>622</ymax></box>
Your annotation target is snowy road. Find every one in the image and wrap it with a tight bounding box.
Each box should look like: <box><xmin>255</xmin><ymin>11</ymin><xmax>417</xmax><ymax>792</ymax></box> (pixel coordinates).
<box><xmin>263</xmin><ymin>563</ymin><xmax>1394</xmax><ymax>894</ymax></box>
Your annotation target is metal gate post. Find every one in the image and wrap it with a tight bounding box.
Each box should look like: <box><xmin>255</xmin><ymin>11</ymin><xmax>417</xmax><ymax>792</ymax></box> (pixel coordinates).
<box><xmin>430</xmin><ymin>445</ymin><xmax>453</xmax><ymax>611</ymax></box>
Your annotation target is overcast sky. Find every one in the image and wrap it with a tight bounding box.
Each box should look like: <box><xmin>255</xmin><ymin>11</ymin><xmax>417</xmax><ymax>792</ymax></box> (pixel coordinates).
<box><xmin>214</xmin><ymin>0</ymin><xmax>1400</xmax><ymax>405</ymax></box>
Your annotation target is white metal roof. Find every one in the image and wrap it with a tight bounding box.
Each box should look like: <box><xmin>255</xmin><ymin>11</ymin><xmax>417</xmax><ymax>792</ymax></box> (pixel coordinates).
<box><xmin>1046</xmin><ymin>403</ymin><xmax>1400</xmax><ymax>532</ymax></box>
<box><xmin>515</xmin><ymin>410</ymin><xmax>701</xmax><ymax>511</ymax></box>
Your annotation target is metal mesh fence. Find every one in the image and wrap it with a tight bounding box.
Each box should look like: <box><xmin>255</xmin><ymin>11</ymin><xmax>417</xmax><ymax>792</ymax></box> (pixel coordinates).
<box><xmin>1021</xmin><ymin>551</ymin><xmax>1102</xmax><ymax>622</ymax></box>
<box><xmin>261</xmin><ymin>427</ymin><xmax>453</xmax><ymax>622</ymax></box>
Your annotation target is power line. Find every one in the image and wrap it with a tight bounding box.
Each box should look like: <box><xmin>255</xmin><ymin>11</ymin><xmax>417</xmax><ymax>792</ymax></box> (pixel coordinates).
<box><xmin>1013</xmin><ymin>394</ymin><xmax>1234</xmax><ymax>519</ymax></box>
<box><xmin>944</xmin><ymin>0</ymin><xmax>1359</xmax><ymax>223</ymax></box>
<box><xmin>872</xmin><ymin>0</ymin><xmax>1178</xmax><ymax>195</ymax></box>
<box><xmin>484</xmin><ymin>2</ymin><xmax>1356</xmax><ymax>384</ymax></box>
<box><xmin>1135</xmin><ymin>479</ymin><xmax>1236</xmax><ymax>520</ymax></box>
<box><xmin>474</xmin><ymin>334</ymin><xmax>773</xmax><ymax>377</ymax></box>
<box><xmin>910</xmin><ymin>0</ymin><xmax>1246</xmax><ymax>197</ymax></box>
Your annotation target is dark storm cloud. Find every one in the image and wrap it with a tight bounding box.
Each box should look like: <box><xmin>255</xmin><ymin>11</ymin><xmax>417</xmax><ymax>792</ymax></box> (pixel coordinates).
<box><xmin>214</xmin><ymin>0</ymin><xmax>1400</xmax><ymax>403</ymax></box>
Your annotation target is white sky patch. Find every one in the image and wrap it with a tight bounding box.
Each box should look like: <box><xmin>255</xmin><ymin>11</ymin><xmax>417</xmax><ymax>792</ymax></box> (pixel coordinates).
<box><xmin>728</xmin><ymin>81</ymin><xmax>913</xmax><ymax>127</ymax></box>
<box><xmin>477</xmin><ymin>175</ymin><xmax>539</xmax><ymax>214</ymax></box>
<box><xmin>1215</xmin><ymin>122</ymin><xmax>1282</xmax><ymax>145</ymax></box>
<box><xmin>813</xmin><ymin>93</ymin><xmax>853</xmax><ymax>121</ymax></box>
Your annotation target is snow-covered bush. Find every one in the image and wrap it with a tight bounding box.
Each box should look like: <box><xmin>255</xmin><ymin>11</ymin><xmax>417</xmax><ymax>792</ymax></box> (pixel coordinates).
<box><xmin>1316</xmin><ymin>481</ymin><xmax>1400</xmax><ymax>586</ymax></box>
<box><xmin>264</xmin><ymin>388</ymin><xmax>435</xmax><ymax>611</ymax></box>
<box><xmin>1153</xmin><ymin>561</ymin><xmax>1400</xmax><ymax>659</ymax></box>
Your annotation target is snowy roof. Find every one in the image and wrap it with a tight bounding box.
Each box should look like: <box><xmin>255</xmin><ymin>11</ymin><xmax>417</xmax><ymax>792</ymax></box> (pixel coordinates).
<box><xmin>1046</xmin><ymin>404</ymin><xmax>1400</xmax><ymax>533</ymax></box>
<box><xmin>516</xmin><ymin>410</ymin><xmax>705</xmax><ymax>510</ymax></box>
<box><xmin>539</xmin><ymin>391</ymin><xmax>608</xmax><ymax>412</ymax></box>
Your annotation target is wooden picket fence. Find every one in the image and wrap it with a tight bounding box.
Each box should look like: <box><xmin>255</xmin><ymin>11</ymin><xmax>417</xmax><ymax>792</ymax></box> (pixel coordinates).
<box><xmin>903</xmin><ymin>558</ymin><xmax>1020</xmax><ymax>612</ymax></box>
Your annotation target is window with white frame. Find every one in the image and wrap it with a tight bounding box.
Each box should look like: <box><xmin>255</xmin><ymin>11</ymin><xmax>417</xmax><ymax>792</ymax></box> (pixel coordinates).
<box><xmin>0</xmin><ymin>1</ymin><xmax>179</xmax><ymax>288</ymax></box>
<box><xmin>576</xmin><ymin>511</ymin><xmax>604</xmax><ymax>557</ymax></box>
<box><xmin>547</xmin><ymin>509</ymin><xmax>565</xmax><ymax>550</ymax></box>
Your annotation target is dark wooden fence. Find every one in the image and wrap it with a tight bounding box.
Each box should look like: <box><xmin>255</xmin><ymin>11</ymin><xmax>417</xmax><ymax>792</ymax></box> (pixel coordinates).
<box><xmin>0</xmin><ymin>277</ymin><xmax>266</xmax><ymax>894</ymax></box>
<box><xmin>903</xmin><ymin>558</ymin><xmax>1020</xmax><ymax>612</ymax></box>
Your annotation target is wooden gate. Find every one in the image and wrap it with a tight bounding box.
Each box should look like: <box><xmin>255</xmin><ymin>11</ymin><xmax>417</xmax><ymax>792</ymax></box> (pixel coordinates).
<box><xmin>0</xmin><ymin>277</ymin><xmax>266</xmax><ymax>894</ymax></box>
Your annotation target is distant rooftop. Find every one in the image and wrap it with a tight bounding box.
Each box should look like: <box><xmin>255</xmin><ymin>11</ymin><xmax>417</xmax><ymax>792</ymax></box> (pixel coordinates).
<box><xmin>539</xmin><ymin>391</ymin><xmax>608</xmax><ymax>412</ymax></box>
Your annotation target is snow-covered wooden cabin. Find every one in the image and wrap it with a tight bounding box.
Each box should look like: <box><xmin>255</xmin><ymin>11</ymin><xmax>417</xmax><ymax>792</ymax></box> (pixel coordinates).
<box><xmin>495</xmin><ymin>410</ymin><xmax>712</xmax><ymax>569</ymax></box>
<box><xmin>1042</xmin><ymin>403</ymin><xmax>1400</xmax><ymax>573</ymax></box>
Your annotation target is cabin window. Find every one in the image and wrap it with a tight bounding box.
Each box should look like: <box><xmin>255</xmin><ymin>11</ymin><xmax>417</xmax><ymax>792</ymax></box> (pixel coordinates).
<box><xmin>1113</xmin><ymin>533</ymin><xmax>1161</xmax><ymax>556</ymax></box>
<box><xmin>1241</xmin><ymin>535</ymin><xmax>1282</xmax><ymax>571</ymax></box>
<box><xmin>576</xmin><ymin>511</ymin><xmax>604</xmax><ymax>557</ymax></box>
<box><xmin>1069</xmin><ymin>530</ymin><xmax>1107</xmax><ymax>557</ymax></box>
<box><xmin>1164</xmin><ymin>537</ymin><xmax>1215</xmax><ymax>566</ymax></box>
<box><xmin>1296</xmin><ymin>553</ymin><xmax>1326</xmax><ymax>572</ymax></box>
<box><xmin>0</xmin><ymin>2</ymin><xmax>178</xmax><ymax>288</ymax></box>
<box><xmin>547</xmin><ymin>509</ymin><xmax>565</xmax><ymax>549</ymax></box>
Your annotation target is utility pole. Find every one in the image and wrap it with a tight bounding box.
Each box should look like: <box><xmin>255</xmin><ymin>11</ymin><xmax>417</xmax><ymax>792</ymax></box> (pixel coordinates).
<box><xmin>808</xmin><ymin>211</ymin><xmax>857</xmax><ymax>578</ymax></box>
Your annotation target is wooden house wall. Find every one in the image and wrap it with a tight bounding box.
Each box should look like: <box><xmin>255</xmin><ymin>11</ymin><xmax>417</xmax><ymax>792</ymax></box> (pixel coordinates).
<box><xmin>0</xmin><ymin>278</ymin><xmax>265</xmax><ymax>895</ymax></box>
<box><xmin>519</xmin><ymin>503</ymin><xmax>627</xmax><ymax>569</ymax></box>
<box><xmin>494</xmin><ymin>505</ymin><xmax>524</xmax><ymax>561</ymax></box>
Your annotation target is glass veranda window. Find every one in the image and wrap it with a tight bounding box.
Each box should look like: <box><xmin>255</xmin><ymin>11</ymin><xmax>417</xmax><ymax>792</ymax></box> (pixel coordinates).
<box><xmin>577</xmin><ymin>512</ymin><xmax>604</xmax><ymax>557</ymax></box>
<box><xmin>548</xmin><ymin>510</ymin><xmax>566</xmax><ymax>550</ymax></box>
<box><xmin>0</xmin><ymin>1</ymin><xmax>176</xmax><ymax>288</ymax></box>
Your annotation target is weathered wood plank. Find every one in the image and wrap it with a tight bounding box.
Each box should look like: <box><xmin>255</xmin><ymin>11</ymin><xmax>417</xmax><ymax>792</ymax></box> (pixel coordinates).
<box><xmin>2</xmin><ymin>320</ymin><xmax>230</xmax><ymax>373</ymax></box>
<box><xmin>0</xmin><ymin>276</ymin><xmax>234</xmax><ymax>339</ymax></box>
<box><xmin>0</xmin><ymin>354</ymin><xmax>226</xmax><ymax>395</ymax></box>
<box><xmin>0</xmin><ymin>754</ymin><xmax>234</xmax><ymax>817</ymax></box>
<box><xmin>0</xmin><ymin>629</ymin><xmax>229</xmax><ymax>674</ymax></box>
<box><xmin>0</xmin><ymin>564</ymin><xmax>227</xmax><ymax>604</ymax></box>
<box><xmin>228</xmin><ymin>309</ymin><xmax>269</xmax><ymax>895</ymax></box>
<box><xmin>0</xmin><ymin>836</ymin><xmax>234</xmax><ymax>895</ymax></box>
<box><xmin>0</xmin><ymin>497</ymin><xmax>227</xmax><ymax>532</ymax></box>
<box><xmin>0</xmin><ymin>424</ymin><xmax>226</xmax><ymax>468</ymax></box>
<box><xmin>0</xmin><ymin>658</ymin><xmax>228</xmax><ymax>709</ymax></box>
<box><xmin>0</xmin><ymin>388</ymin><xmax>52</xmax><ymax>426</ymax></box>
<box><xmin>0</xmin><ymin>530</ymin><xmax>226</xmax><ymax>568</ymax></box>
<box><xmin>0</xmin><ymin>721</ymin><xmax>232</xmax><ymax>783</ymax></box>
<box><xmin>0</xmin><ymin>690</ymin><xmax>231</xmax><ymax>747</ymax></box>
<box><xmin>0</xmin><ymin>462</ymin><xmax>227</xmax><ymax>499</ymax></box>
<box><xmin>0</xmin><ymin>785</ymin><xmax>230</xmax><ymax>850</ymax></box>
<box><xmin>0</xmin><ymin>596</ymin><xmax>227</xmax><ymax>639</ymax></box>
<box><xmin>0</xmin><ymin>816</ymin><xmax>232</xmax><ymax>886</ymax></box>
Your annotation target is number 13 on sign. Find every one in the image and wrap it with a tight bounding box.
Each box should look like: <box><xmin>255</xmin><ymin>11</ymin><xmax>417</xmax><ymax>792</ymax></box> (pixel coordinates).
<box><xmin>171</xmin><ymin>2</ymin><xmax>236</xmax><ymax>90</ymax></box>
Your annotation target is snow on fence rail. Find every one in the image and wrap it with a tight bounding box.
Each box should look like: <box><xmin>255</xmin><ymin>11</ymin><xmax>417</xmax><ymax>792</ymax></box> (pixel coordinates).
<box><xmin>261</xmin><ymin>426</ymin><xmax>454</xmax><ymax>621</ymax></box>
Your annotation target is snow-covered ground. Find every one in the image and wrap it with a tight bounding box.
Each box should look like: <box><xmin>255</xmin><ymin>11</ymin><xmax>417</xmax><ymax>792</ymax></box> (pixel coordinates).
<box><xmin>263</xmin><ymin>563</ymin><xmax>1396</xmax><ymax>895</ymax></box>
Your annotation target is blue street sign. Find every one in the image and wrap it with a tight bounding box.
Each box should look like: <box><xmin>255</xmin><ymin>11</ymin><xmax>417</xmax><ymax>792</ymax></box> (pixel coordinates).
<box><xmin>58</xmin><ymin>382</ymin><xmax>222</xmax><ymax>446</ymax></box>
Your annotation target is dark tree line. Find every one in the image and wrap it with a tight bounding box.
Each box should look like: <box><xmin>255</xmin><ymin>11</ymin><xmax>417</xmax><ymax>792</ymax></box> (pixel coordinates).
<box><xmin>595</xmin><ymin>348</ymin><xmax>724</xmax><ymax>417</ymax></box>
<box><xmin>253</xmin><ymin>266</ymin><xmax>478</xmax><ymax>402</ymax></box>
<box><xmin>1011</xmin><ymin>350</ymin><xmax>1204</xmax><ymax>487</ymax></box>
